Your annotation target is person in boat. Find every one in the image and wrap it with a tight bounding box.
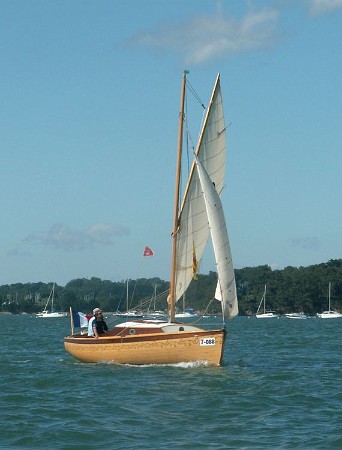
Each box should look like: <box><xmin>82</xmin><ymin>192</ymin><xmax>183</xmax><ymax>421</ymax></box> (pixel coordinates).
<box><xmin>92</xmin><ymin>310</ymin><xmax>108</xmax><ymax>338</ymax></box>
<box><xmin>88</xmin><ymin>308</ymin><xmax>100</xmax><ymax>336</ymax></box>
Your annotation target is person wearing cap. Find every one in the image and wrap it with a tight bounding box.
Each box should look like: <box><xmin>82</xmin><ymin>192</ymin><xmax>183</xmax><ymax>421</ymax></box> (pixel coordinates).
<box><xmin>92</xmin><ymin>310</ymin><xmax>108</xmax><ymax>338</ymax></box>
<box><xmin>88</xmin><ymin>308</ymin><xmax>101</xmax><ymax>336</ymax></box>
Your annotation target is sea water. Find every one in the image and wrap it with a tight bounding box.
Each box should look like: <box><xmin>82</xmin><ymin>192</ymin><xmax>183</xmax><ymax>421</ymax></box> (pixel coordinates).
<box><xmin>1</xmin><ymin>315</ymin><xmax>341</xmax><ymax>449</ymax></box>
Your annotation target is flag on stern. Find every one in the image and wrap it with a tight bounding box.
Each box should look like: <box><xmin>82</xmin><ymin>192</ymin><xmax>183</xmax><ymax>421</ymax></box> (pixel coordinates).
<box><xmin>143</xmin><ymin>246</ymin><xmax>155</xmax><ymax>256</ymax></box>
<box><xmin>72</xmin><ymin>311</ymin><xmax>89</xmax><ymax>328</ymax></box>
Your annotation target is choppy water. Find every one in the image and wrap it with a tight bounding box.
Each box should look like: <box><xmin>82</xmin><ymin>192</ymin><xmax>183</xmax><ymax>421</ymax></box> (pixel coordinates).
<box><xmin>1</xmin><ymin>314</ymin><xmax>341</xmax><ymax>449</ymax></box>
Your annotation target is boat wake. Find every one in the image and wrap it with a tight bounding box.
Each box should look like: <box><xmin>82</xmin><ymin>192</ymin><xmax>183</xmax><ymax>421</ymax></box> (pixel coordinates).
<box><xmin>68</xmin><ymin>359</ymin><xmax>215</xmax><ymax>369</ymax></box>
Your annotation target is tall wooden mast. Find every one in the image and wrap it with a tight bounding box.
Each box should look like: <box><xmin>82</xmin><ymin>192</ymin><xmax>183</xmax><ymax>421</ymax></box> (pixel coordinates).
<box><xmin>169</xmin><ymin>71</ymin><xmax>187</xmax><ymax>322</ymax></box>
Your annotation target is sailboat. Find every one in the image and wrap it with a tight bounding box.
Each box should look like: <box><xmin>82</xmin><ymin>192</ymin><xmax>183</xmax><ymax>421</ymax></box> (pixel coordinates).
<box><xmin>317</xmin><ymin>282</ymin><xmax>342</xmax><ymax>319</ymax></box>
<box><xmin>175</xmin><ymin>308</ymin><xmax>198</xmax><ymax>318</ymax></box>
<box><xmin>284</xmin><ymin>312</ymin><xmax>308</xmax><ymax>319</ymax></box>
<box><xmin>114</xmin><ymin>280</ymin><xmax>143</xmax><ymax>319</ymax></box>
<box><xmin>255</xmin><ymin>285</ymin><xmax>279</xmax><ymax>319</ymax></box>
<box><xmin>144</xmin><ymin>284</ymin><xmax>167</xmax><ymax>320</ymax></box>
<box><xmin>64</xmin><ymin>72</ymin><xmax>238</xmax><ymax>365</ymax></box>
<box><xmin>36</xmin><ymin>283</ymin><xmax>68</xmax><ymax>318</ymax></box>
<box><xmin>175</xmin><ymin>294</ymin><xmax>198</xmax><ymax>318</ymax></box>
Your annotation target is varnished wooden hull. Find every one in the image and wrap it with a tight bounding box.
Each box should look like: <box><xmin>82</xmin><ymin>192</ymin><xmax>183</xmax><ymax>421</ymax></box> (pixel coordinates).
<box><xmin>64</xmin><ymin>328</ymin><xmax>226</xmax><ymax>366</ymax></box>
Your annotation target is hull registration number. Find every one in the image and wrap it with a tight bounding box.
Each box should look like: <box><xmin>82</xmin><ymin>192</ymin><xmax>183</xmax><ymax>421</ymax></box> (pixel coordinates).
<box><xmin>200</xmin><ymin>338</ymin><xmax>216</xmax><ymax>346</ymax></box>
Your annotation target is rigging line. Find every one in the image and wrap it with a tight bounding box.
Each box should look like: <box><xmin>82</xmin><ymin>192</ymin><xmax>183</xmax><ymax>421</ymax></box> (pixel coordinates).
<box><xmin>184</xmin><ymin>78</ymin><xmax>207</xmax><ymax>150</ymax></box>
<box><xmin>190</xmin><ymin>297</ymin><xmax>219</xmax><ymax>325</ymax></box>
<box><xmin>150</xmin><ymin>289</ymin><xmax>169</xmax><ymax>302</ymax></box>
<box><xmin>130</xmin><ymin>280</ymin><xmax>138</xmax><ymax>309</ymax></box>
<box><xmin>129</xmin><ymin>288</ymin><xmax>170</xmax><ymax>311</ymax></box>
<box><xmin>183</xmin><ymin>95</ymin><xmax>196</xmax><ymax>175</ymax></box>
<box><xmin>138</xmin><ymin>297</ymin><xmax>154</xmax><ymax>309</ymax></box>
<box><xmin>183</xmin><ymin>78</ymin><xmax>206</xmax><ymax>180</ymax></box>
<box><xmin>184</xmin><ymin>99</ymin><xmax>207</xmax><ymax>154</ymax></box>
<box><xmin>184</xmin><ymin>118</ymin><xmax>196</xmax><ymax>160</ymax></box>
<box><xmin>186</xmin><ymin>79</ymin><xmax>206</xmax><ymax>110</ymax></box>
<box><xmin>185</xmin><ymin>121</ymin><xmax>192</xmax><ymax>175</ymax></box>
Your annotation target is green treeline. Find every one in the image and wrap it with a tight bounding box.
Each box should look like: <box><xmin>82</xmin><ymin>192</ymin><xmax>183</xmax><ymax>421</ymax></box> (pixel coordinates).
<box><xmin>1</xmin><ymin>259</ymin><xmax>342</xmax><ymax>315</ymax></box>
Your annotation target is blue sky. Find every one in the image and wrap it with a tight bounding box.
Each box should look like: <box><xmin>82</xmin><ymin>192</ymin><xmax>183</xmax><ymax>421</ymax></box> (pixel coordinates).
<box><xmin>1</xmin><ymin>0</ymin><xmax>342</xmax><ymax>286</ymax></box>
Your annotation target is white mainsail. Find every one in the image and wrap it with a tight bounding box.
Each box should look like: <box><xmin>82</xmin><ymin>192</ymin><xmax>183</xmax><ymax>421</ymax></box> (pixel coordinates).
<box><xmin>195</xmin><ymin>157</ymin><xmax>238</xmax><ymax>320</ymax></box>
<box><xmin>175</xmin><ymin>75</ymin><xmax>227</xmax><ymax>302</ymax></box>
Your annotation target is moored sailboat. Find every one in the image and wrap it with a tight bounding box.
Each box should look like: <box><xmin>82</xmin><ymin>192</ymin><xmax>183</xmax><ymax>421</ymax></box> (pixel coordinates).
<box><xmin>64</xmin><ymin>72</ymin><xmax>238</xmax><ymax>365</ymax></box>
<box><xmin>317</xmin><ymin>282</ymin><xmax>342</xmax><ymax>319</ymax></box>
<box><xmin>36</xmin><ymin>283</ymin><xmax>68</xmax><ymax>318</ymax></box>
<box><xmin>144</xmin><ymin>284</ymin><xmax>167</xmax><ymax>320</ymax></box>
<box><xmin>114</xmin><ymin>280</ymin><xmax>143</xmax><ymax>319</ymax></box>
<box><xmin>175</xmin><ymin>308</ymin><xmax>198</xmax><ymax>318</ymax></box>
<box><xmin>175</xmin><ymin>294</ymin><xmax>198</xmax><ymax>318</ymax></box>
<box><xmin>256</xmin><ymin>285</ymin><xmax>279</xmax><ymax>319</ymax></box>
<box><xmin>284</xmin><ymin>312</ymin><xmax>308</xmax><ymax>319</ymax></box>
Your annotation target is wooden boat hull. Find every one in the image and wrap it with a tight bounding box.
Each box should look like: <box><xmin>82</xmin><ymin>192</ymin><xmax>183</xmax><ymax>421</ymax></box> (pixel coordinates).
<box><xmin>64</xmin><ymin>328</ymin><xmax>226</xmax><ymax>366</ymax></box>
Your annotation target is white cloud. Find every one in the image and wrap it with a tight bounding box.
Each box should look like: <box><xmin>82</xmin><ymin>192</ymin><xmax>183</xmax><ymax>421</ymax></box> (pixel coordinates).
<box><xmin>7</xmin><ymin>248</ymin><xmax>32</xmax><ymax>257</ymax></box>
<box><xmin>129</xmin><ymin>7</ymin><xmax>280</xmax><ymax>65</ymax></box>
<box><xmin>306</xmin><ymin>0</ymin><xmax>342</xmax><ymax>15</ymax></box>
<box><xmin>24</xmin><ymin>223</ymin><xmax>130</xmax><ymax>251</ymax></box>
<box><xmin>84</xmin><ymin>223</ymin><xmax>129</xmax><ymax>244</ymax></box>
<box><xmin>290</xmin><ymin>237</ymin><xmax>320</xmax><ymax>250</ymax></box>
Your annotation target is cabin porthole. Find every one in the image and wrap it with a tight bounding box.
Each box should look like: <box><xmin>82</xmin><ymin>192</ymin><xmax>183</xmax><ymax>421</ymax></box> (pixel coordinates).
<box><xmin>179</xmin><ymin>326</ymin><xmax>184</xmax><ymax>331</ymax></box>
<box><xmin>129</xmin><ymin>329</ymin><xmax>136</xmax><ymax>335</ymax></box>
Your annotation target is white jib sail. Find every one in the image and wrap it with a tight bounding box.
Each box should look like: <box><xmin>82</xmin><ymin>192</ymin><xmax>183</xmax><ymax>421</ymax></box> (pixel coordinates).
<box><xmin>195</xmin><ymin>156</ymin><xmax>238</xmax><ymax>320</ymax></box>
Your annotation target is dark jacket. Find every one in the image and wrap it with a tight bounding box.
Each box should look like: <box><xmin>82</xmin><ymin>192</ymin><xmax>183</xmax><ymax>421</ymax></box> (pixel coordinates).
<box><xmin>93</xmin><ymin>318</ymin><xmax>108</xmax><ymax>335</ymax></box>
